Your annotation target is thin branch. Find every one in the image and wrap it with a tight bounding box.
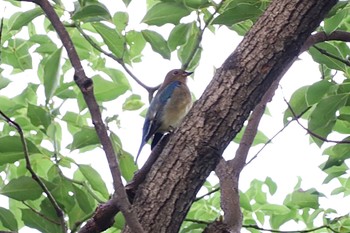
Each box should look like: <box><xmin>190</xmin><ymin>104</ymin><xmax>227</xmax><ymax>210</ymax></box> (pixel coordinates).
<box><xmin>194</xmin><ymin>187</ymin><xmax>220</xmax><ymax>202</ymax></box>
<box><xmin>243</xmin><ymin>224</ymin><xmax>340</xmax><ymax>233</ymax></box>
<box><xmin>22</xmin><ymin>201</ymin><xmax>60</xmax><ymax>225</ymax></box>
<box><xmin>283</xmin><ymin>97</ymin><xmax>350</xmax><ymax>144</ymax></box>
<box><xmin>0</xmin><ymin>111</ymin><xmax>67</xmax><ymax>233</ymax></box>
<box><xmin>19</xmin><ymin>0</ymin><xmax>143</xmax><ymax>232</ymax></box>
<box><xmin>313</xmin><ymin>45</ymin><xmax>350</xmax><ymax>66</ymax></box>
<box><xmin>246</xmin><ymin>106</ymin><xmax>311</xmax><ymax>165</ymax></box>
<box><xmin>181</xmin><ymin>1</ymin><xmax>224</xmax><ymax>70</ymax></box>
<box><xmin>301</xmin><ymin>31</ymin><xmax>350</xmax><ymax>53</ymax></box>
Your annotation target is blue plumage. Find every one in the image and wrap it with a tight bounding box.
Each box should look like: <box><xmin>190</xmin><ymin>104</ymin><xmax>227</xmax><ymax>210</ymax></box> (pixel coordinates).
<box><xmin>135</xmin><ymin>69</ymin><xmax>192</xmax><ymax>163</ymax></box>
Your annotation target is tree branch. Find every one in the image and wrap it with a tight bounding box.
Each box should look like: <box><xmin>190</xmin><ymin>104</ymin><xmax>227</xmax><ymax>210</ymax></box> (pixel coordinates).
<box><xmin>0</xmin><ymin>111</ymin><xmax>67</xmax><ymax>233</ymax></box>
<box><xmin>313</xmin><ymin>44</ymin><xmax>350</xmax><ymax>66</ymax></box>
<box><xmin>301</xmin><ymin>30</ymin><xmax>350</xmax><ymax>52</ymax></box>
<box><xmin>283</xmin><ymin>96</ymin><xmax>350</xmax><ymax>144</ymax></box>
<box><xmin>243</xmin><ymin>224</ymin><xmax>340</xmax><ymax>233</ymax></box>
<box><xmin>19</xmin><ymin>0</ymin><xmax>143</xmax><ymax>232</ymax></box>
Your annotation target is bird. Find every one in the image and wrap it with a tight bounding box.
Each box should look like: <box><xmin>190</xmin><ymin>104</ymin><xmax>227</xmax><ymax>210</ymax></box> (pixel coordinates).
<box><xmin>135</xmin><ymin>69</ymin><xmax>193</xmax><ymax>163</ymax></box>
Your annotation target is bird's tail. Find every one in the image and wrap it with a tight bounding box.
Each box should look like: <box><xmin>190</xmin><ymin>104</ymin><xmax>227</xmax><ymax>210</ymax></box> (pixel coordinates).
<box><xmin>135</xmin><ymin>140</ymin><xmax>146</xmax><ymax>164</ymax></box>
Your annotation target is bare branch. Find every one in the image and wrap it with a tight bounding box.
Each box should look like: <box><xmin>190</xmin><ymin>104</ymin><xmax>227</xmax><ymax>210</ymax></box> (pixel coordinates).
<box><xmin>194</xmin><ymin>187</ymin><xmax>220</xmax><ymax>202</ymax></box>
<box><xmin>19</xmin><ymin>0</ymin><xmax>143</xmax><ymax>232</ymax></box>
<box><xmin>313</xmin><ymin>45</ymin><xmax>350</xmax><ymax>66</ymax></box>
<box><xmin>243</xmin><ymin>224</ymin><xmax>340</xmax><ymax>233</ymax></box>
<box><xmin>283</xmin><ymin>97</ymin><xmax>350</xmax><ymax>144</ymax></box>
<box><xmin>0</xmin><ymin>111</ymin><xmax>67</xmax><ymax>233</ymax></box>
<box><xmin>301</xmin><ymin>31</ymin><xmax>350</xmax><ymax>53</ymax></box>
<box><xmin>22</xmin><ymin>201</ymin><xmax>60</xmax><ymax>225</ymax></box>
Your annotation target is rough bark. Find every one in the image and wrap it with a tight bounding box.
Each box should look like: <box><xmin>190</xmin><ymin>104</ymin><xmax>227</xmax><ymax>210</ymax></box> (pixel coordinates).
<box><xmin>123</xmin><ymin>0</ymin><xmax>337</xmax><ymax>232</ymax></box>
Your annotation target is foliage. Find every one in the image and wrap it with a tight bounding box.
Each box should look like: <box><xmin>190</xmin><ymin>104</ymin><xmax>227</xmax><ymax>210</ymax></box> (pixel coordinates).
<box><xmin>0</xmin><ymin>0</ymin><xmax>350</xmax><ymax>232</ymax></box>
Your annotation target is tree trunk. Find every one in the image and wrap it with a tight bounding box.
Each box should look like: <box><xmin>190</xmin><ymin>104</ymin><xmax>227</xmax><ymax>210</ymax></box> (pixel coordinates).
<box><xmin>124</xmin><ymin>0</ymin><xmax>337</xmax><ymax>232</ymax></box>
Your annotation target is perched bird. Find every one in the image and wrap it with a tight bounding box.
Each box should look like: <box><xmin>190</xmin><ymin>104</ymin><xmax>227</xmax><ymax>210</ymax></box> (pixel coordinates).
<box><xmin>136</xmin><ymin>69</ymin><xmax>193</xmax><ymax>163</ymax></box>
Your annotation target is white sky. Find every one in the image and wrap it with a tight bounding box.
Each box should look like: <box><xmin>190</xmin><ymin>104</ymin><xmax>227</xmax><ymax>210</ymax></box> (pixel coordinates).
<box><xmin>1</xmin><ymin>0</ymin><xmax>349</xmax><ymax>232</ymax></box>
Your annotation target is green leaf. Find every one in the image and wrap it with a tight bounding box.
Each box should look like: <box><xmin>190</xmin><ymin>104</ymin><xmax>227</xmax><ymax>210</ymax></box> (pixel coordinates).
<box><xmin>213</xmin><ymin>3</ymin><xmax>262</xmax><ymax>26</ymax></box>
<box><xmin>43</xmin><ymin>47</ymin><xmax>62</xmax><ymax>104</ymax></box>
<box><xmin>1</xmin><ymin>39</ymin><xmax>32</xmax><ymax>72</ymax></box>
<box><xmin>183</xmin><ymin>0</ymin><xmax>211</xmax><ymax>9</ymax></box>
<box><xmin>9</xmin><ymin>8</ymin><xmax>44</xmax><ymax>31</ymax></box>
<box><xmin>0</xmin><ymin>77</ymin><xmax>11</xmax><ymax>90</ymax></box>
<box><xmin>92</xmin><ymin>22</ymin><xmax>124</xmax><ymax>58</ymax></box>
<box><xmin>322</xmin><ymin>137</ymin><xmax>350</xmax><ymax>170</ymax></box>
<box><xmin>178</xmin><ymin>23</ymin><xmax>199</xmax><ymax>65</ymax></box>
<box><xmin>306</xmin><ymin>80</ymin><xmax>334</xmax><ymax>105</ymax></box>
<box><xmin>1</xmin><ymin>177</ymin><xmax>42</xmax><ymax>201</ymax></box>
<box><xmin>142</xmin><ymin>2</ymin><xmax>191</xmax><ymax>26</ymax></box>
<box><xmin>260</xmin><ymin>204</ymin><xmax>290</xmax><ymax>215</ymax></box>
<box><xmin>68</xmin><ymin>127</ymin><xmax>100</xmax><ymax>151</ymax></box>
<box><xmin>93</xmin><ymin>75</ymin><xmax>129</xmax><ymax>101</ymax></box>
<box><xmin>113</xmin><ymin>12</ymin><xmax>129</xmax><ymax>32</ymax></box>
<box><xmin>283</xmin><ymin>86</ymin><xmax>309</xmax><ymax>125</ymax></box>
<box><xmin>270</xmin><ymin>210</ymin><xmax>297</xmax><ymax>229</ymax></box>
<box><xmin>79</xmin><ymin>164</ymin><xmax>109</xmax><ymax>200</ymax></box>
<box><xmin>309</xmin><ymin>43</ymin><xmax>348</xmax><ymax>72</ymax></box>
<box><xmin>239</xmin><ymin>191</ymin><xmax>252</xmax><ymax>211</ymax></box>
<box><xmin>142</xmin><ymin>29</ymin><xmax>171</xmax><ymax>59</ymax></box>
<box><xmin>324</xmin><ymin>164</ymin><xmax>346</xmax><ymax>184</ymax></box>
<box><xmin>308</xmin><ymin>94</ymin><xmax>348</xmax><ymax>146</ymax></box>
<box><xmin>122</xmin><ymin>0</ymin><xmax>131</xmax><ymax>6</ymax></box>
<box><xmin>73</xmin><ymin>185</ymin><xmax>95</xmax><ymax>214</ymax></box>
<box><xmin>27</xmin><ymin>104</ymin><xmax>51</xmax><ymax>130</ymax></box>
<box><xmin>62</xmin><ymin>111</ymin><xmax>87</xmax><ymax>127</ymax></box>
<box><xmin>126</xmin><ymin>30</ymin><xmax>146</xmax><ymax>63</ymax></box>
<box><xmin>123</xmin><ymin>94</ymin><xmax>144</xmax><ymax>111</ymax></box>
<box><xmin>0</xmin><ymin>136</ymin><xmax>40</xmax><ymax>165</ymax></box>
<box><xmin>101</xmin><ymin>68</ymin><xmax>131</xmax><ymax>89</ymax></box>
<box><xmin>324</xmin><ymin>8</ymin><xmax>349</xmax><ymax>34</ymax></box>
<box><xmin>72</xmin><ymin>3</ymin><xmax>112</xmax><ymax>22</ymax></box>
<box><xmin>265</xmin><ymin>177</ymin><xmax>277</xmax><ymax>195</ymax></box>
<box><xmin>119</xmin><ymin>151</ymin><xmax>138</xmax><ymax>182</ymax></box>
<box><xmin>21</xmin><ymin>208</ymin><xmax>61</xmax><ymax>233</ymax></box>
<box><xmin>0</xmin><ymin>207</ymin><xmax>18</xmax><ymax>231</ymax></box>
<box><xmin>289</xmin><ymin>190</ymin><xmax>320</xmax><ymax>209</ymax></box>
<box><xmin>168</xmin><ymin>23</ymin><xmax>191</xmax><ymax>51</ymax></box>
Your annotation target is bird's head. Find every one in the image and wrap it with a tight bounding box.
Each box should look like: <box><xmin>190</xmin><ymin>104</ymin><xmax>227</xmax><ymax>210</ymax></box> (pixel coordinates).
<box><xmin>164</xmin><ymin>69</ymin><xmax>193</xmax><ymax>84</ymax></box>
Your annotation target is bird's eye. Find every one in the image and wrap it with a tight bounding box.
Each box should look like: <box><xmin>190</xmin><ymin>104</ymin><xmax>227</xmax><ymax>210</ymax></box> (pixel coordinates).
<box><xmin>173</xmin><ymin>70</ymin><xmax>179</xmax><ymax>75</ymax></box>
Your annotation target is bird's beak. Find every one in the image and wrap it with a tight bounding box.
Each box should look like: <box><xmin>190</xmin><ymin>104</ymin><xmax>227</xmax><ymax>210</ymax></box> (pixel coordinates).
<box><xmin>184</xmin><ymin>71</ymin><xmax>193</xmax><ymax>76</ymax></box>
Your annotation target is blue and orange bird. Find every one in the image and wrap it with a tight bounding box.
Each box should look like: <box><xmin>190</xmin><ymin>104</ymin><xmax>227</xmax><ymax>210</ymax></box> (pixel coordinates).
<box><xmin>136</xmin><ymin>69</ymin><xmax>193</xmax><ymax>163</ymax></box>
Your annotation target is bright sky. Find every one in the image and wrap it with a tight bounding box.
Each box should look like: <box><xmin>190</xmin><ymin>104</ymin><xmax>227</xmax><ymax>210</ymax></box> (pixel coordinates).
<box><xmin>1</xmin><ymin>0</ymin><xmax>349</xmax><ymax>232</ymax></box>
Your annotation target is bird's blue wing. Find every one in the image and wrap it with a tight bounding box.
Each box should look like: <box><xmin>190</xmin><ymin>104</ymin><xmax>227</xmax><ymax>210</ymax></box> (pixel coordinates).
<box><xmin>136</xmin><ymin>81</ymin><xmax>181</xmax><ymax>162</ymax></box>
<box><xmin>157</xmin><ymin>81</ymin><xmax>181</xmax><ymax>104</ymax></box>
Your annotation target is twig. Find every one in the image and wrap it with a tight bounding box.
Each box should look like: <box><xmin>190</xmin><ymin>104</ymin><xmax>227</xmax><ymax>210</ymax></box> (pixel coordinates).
<box><xmin>194</xmin><ymin>187</ymin><xmax>220</xmax><ymax>202</ymax></box>
<box><xmin>283</xmin><ymin>96</ymin><xmax>350</xmax><ymax>144</ymax></box>
<box><xmin>19</xmin><ymin>0</ymin><xmax>144</xmax><ymax>232</ymax></box>
<box><xmin>70</xmin><ymin>211</ymin><xmax>94</xmax><ymax>233</ymax></box>
<box><xmin>0</xmin><ymin>111</ymin><xmax>67</xmax><ymax>233</ymax></box>
<box><xmin>313</xmin><ymin>45</ymin><xmax>350</xmax><ymax>67</ymax></box>
<box><xmin>22</xmin><ymin>201</ymin><xmax>60</xmax><ymax>225</ymax></box>
<box><xmin>243</xmin><ymin>224</ymin><xmax>340</xmax><ymax>233</ymax></box>
<box><xmin>181</xmin><ymin>1</ymin><xmax>225</xmax><ymax>70</ymax></box>
<box><xmin>246</xmin><ymin>105</ymin><xmax>311</xmax><ymax>165</ymax></box>
<box><xmin>184</xmin><ymin>218</ymin><xmax>211</xmax><ymax>225</ymax></box>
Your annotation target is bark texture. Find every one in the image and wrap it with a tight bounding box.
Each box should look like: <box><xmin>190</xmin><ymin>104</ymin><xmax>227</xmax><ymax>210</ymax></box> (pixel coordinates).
<box><xmin>124</xmin><ymin>0</ymin><xmax>337</xmax><ymax>232</ymax></box>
